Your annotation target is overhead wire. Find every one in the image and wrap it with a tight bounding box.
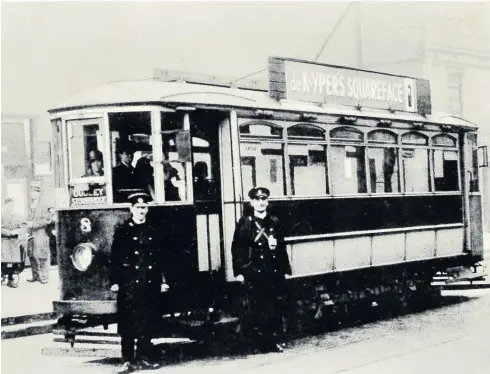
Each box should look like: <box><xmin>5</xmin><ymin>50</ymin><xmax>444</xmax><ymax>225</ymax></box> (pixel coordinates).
<box><xmin>314</xmin><ymin>2</ymin><xmax>355</xmax><ymax>62</ymax></box>
<box><xmin>231</xmin><ymin>2</ymin><xmax>355</xmax><ymax>85</ymax></box>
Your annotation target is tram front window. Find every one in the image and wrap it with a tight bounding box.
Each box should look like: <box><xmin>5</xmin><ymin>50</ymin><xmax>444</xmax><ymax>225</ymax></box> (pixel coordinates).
<box><xmin>109</xmin><ymin>112</ymin><xmax>154</xmax><ymax>203</ymax></box>
<box><xmin>67</xmin><ymin>119</ymin><xmax>107</xmax><ymax>206</ymax></box>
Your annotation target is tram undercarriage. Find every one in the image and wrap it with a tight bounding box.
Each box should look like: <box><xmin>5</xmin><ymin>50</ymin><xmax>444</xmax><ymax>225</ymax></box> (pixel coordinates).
<box><xmin>52</xmin><ymin>254</ymin><xmax>484</xmax><ymax>348</ymax></box>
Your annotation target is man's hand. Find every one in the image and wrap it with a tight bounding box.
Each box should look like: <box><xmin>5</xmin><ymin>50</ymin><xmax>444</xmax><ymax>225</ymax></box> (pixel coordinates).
<box><xmin>161</xmin><ymin>283</ymin><xmax>170</xmax><ymax>292</ymax></box>
<box><xmin>236</xmin><ymin>274</ymin><xmax>245</xmax><ymax>283</ymax></box>
<box><xmin>110</xmin><ymin>284</ymin><xmax>119</xmax><ymax>292</ymax></box>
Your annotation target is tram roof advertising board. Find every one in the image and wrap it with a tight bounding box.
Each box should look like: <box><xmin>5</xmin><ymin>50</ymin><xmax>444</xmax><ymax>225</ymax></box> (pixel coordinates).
<box><xmin>268</xmin><ymin>57</ymin><xmax>431</xmax><ymax>115</ymax></box>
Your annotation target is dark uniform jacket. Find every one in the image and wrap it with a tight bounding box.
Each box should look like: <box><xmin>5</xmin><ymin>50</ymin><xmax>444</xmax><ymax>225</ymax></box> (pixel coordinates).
<box><xmin>110</xmin><ymin>219</ymin><xmax>165</xmax><ymax>336</ymax></box>
<box><xmin>232</xmin><ymin>213</ymin><xmax>291</xmax><ymax>281</ymax></box>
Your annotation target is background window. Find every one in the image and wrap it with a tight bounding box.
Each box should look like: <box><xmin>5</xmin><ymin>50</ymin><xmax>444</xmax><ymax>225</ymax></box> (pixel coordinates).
<box><xmin>330</xmin><ymin>145</ymin><xmax>366</xmax><ymax>194</ymax></box>
<box><xmin>433</xmin><ymin>150</ymin><xmax>459</xmax><ymax>191</ymax></box>
<box><xmin>368</xmin><ymin>147</ymin><xmax>399</xmax><ymax>193</ymax></box>
<box><xmin>288</xmin><ymin>144</ymin><xmax>327</xmax><ymax>196</ymax></box>
<box><xmin>401</xmin><ymin>148</ymin><xmax>430</xmax><ymax>192</ymax></box>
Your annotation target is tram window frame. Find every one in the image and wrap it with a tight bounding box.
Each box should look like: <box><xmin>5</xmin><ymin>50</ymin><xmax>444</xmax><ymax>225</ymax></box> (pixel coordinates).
<box><xmin>431</xmin><ymin>134</ymin><xmax>460</xmax><ymax>192</ymax></box>
<box><xmin>108</xmin><ymin>111</ymin><xmax>155</xmax><ymax>204</ymax></box>
<box><xmin>239</xmin><ymin>121</ymin><xmax>286</xmax><ymax>197</ymax></box>
<box><xmin>287</xmin><ymin>124</ymin><xmax>328</xmax><ymax>196</ymax></box>
<box><xmin>51</xmin><ymin>118</ymin><xmax>68</xmax><ymax>208</ymax></box>
<box><xmin>155</xmin><ymin>111</ymin><xmax>192</xmax><ymax>204</ymax></box>
<box><xmin>66</xmin><ymin>117</ymin><xmax>108</xmax><ymax>206</ymax></box>
<box><xmin>367</xmin><ymin>130</ymin><xmax>400</xmax><ymax>194</ymax></box>
<box><xmin>400</xmin><ymin>131</ymin><xmax>431</xmax><ymax>193</ymax></box>
<box><xmin>467</xmin><ymin>133</ymin><xmax>480</xmax><ymax>192</ymax></box>
<box><xmin>329</xmin><ymin>126</ymin><xmax>367</xmax><ymax>195</ymax></box>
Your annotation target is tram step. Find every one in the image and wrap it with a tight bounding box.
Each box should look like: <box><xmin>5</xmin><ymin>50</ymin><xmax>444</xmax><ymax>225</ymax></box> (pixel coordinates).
<box><xmin>1</xmin><ymin>319</ymin><xmax>57</xmax><ymax>339</ymax></box>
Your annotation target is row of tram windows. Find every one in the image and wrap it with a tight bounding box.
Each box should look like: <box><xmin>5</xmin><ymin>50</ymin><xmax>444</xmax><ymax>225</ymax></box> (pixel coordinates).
<box><xmin>239</xmin><ymin>122</ymin><xmax>460</xmax><ymax>197</ymax></box>
<box><xmin>62</xmin><ymin>111</ymin><xmax>218</xmax><ymax>205</ymax></box>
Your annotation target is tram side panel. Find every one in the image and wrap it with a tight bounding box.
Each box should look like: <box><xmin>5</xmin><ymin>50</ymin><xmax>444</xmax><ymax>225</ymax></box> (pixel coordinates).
<box><xmin>268</xmin><ymin>195</ymin><xmax>465</xmax><ymax>277</ymax></box>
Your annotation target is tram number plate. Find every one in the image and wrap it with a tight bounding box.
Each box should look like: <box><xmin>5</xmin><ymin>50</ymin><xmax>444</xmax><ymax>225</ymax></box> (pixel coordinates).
<box><xmin>7</xmin><ymin>263</ymin><xmax>13</xmax><ymax>268</ymax></box>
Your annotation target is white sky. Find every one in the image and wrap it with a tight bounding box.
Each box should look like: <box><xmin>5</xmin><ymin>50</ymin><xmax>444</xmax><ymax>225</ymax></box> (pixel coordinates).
<box><xmin>2</xmin><ymin>1</ymin><xmax>489</xmax><ymax>122</ymax></box>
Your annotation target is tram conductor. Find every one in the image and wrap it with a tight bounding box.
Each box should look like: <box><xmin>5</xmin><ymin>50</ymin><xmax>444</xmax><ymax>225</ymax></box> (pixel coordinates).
<box><xmin>110</xmin><ymin>193</ymin><xmax>165</xmax><ymax>373</ymax></box>
<box><xmin>232</xmin><ymin>187</ymin><xmax>292</xmax><ymax>353</ymax></box>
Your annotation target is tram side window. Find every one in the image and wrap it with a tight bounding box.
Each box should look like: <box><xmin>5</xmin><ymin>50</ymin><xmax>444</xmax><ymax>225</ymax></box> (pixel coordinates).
<box><xmin>432</xmin><ymin>134</ymin><xmax>459</xmax><ymax>192</ymax></box>
<box><xmin>109</xmin><ymin>112</ymin><xmax>153</xmax><ymax>203</ymax></box>
<box><xmin>467</xmin><ymin>133</ymin><xmax>479</xmax><ymax>192</ymax></box>
<box><xmin>367</xmin><ymin>130</ymin><xmax>400</xmax><ymax>193</ymax></box>
<box><xmin>401</xmin><ymin>132</ymin><xmax>429</xmax><ymax>193</ymax></box>
<box><xmin>287</xmin><ymin>124</ymin><xmax>327</xmax><ymax>196</ymax></box>
<box><xmin>239</xmin><ymin>122</ymin><xmax>285</xmax><ymax>197</ymax></box>
<box><xmin>329</xmin><ymin>127</ymin><xmax>367</xmax><ymax>194</ymax></box>
<box><xmin>160</xmin><ymin>112</ymin><xmax>191</xmax><ymax>202</ymax></box>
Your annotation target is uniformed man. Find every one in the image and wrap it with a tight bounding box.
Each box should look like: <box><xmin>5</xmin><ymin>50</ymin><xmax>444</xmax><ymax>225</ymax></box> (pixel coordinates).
<box><xmin>110</xmin><ymin>193</ymin><xmax>166</xmax><ymax>373</ymax></box>
<box><xmin>232</xmin><ymin>187</ymin><xmax>292</xmax><ymax>353</ymax></box>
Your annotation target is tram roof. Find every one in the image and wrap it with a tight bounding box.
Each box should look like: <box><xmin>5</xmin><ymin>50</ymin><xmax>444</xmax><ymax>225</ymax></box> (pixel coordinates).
<box><xmin>48</xmin><ymin>79</ymin><xmax>478</xmax><ymax>130</ymax></box>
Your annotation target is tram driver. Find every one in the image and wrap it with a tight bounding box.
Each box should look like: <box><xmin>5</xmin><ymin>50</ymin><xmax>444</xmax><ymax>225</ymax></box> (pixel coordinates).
<box><xmin>112</xmin><ymin>144</ymin><xmax>140</xmax><ymax>202</ymax></box>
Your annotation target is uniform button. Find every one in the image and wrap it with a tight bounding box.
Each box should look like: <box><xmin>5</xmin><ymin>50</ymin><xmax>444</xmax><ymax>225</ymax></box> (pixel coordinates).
<box><xmin>136</xmin><ymin>280</ymin><xmax>140</xmax><ymax>283</ymax></box>
<box><xmin>260</xmin><ymin>255</ymin><xmax>264</xmax><ymax>259</ymax></box>
<box><xmin>133</xmin><ymin>237</ymin><xmax>137</xmax><ymax>240</ymax></box>
<box><xmin>149</xmin><ymin>237</ymin><xmax>152</xmax><ymax>240</ymax></box>
<box><xmin>258</xmin><ymin>270</ymin><xmax>261</xmax><ymax>273</ymax></box>
<box><xmin>134</xmin><ymin>251</ymin><xmax>139</xmax><ymax>255</ymax></box>
<box><xmin>148</xmin><ymin>280</ymin><xmax>152</xmax><ymax>283</ymax></box>
<box><xmin>274</xmin><ymin>270</ymin><xmax>277</xmax><ymax>273</ymax></box>
<box><xmin>259</xmin><ymin>242</ymin><xmax>262</xmax><ymax>246</ymax></box>
<box><xmin>148</xmin><ymin>266</ymin><xmax>152</xmax><ymax>269</ymax></box>
<box><xmin>135</xmin><ymin>265</ymin><xmax>139</xmax><ymax>269</ymax></box>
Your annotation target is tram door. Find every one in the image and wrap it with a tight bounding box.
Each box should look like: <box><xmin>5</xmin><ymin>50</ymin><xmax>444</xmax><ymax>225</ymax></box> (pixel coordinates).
<box><xmin>191</xmin><ymin>111</ymin><xmax>224</xmax><ymax>276</ymax></box>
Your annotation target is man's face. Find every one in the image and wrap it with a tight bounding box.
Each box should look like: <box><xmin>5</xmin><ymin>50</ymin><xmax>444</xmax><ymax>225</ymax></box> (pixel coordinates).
<box><xmin>91</xmin><ymin>160</ymin><xmax>103</xmax><ymax>174</ymax></box>
<box><xmin>120</xmin><ymin>151</ymin><xmax>134</xmax><ymax>166</ymax></box>
<box><xmin>130</xmin><ymin>203</ymin><xmax>149</xmax><ymax>221</ymax></box>
<box><xmin>251</xmin><ymin>196</ymin><xmax>268</xmax><ymax>213</ymax></box>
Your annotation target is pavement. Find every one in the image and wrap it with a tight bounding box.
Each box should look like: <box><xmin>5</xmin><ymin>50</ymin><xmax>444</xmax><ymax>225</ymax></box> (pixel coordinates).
<box><xmin>1</xmin><ymin>233</ymin><xmax>489</xmax><ymax>339</ymax></box>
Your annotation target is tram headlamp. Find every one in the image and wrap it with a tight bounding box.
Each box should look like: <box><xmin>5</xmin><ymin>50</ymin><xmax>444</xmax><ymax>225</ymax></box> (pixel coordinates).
<box><xmin>70</xmin><ymin>243</ymin><xmax>97</xmax><ymax>272</ymax></box>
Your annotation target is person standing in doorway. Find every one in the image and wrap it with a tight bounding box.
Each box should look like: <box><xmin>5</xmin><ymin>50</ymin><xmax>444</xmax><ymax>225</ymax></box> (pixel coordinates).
<box><xmin>110</xmin><ymin>193</ymin><xmax>166</xmax><ymax>373</ymax></box>
<box><xmin>232</xmin><ymin>187</ymin><xmax>292</xmax><ymax>353</ymax></box>
<box><xmin>27</xmin><ymin>183</ymin><xmax>50</xmax><ymax>284</ymax></box>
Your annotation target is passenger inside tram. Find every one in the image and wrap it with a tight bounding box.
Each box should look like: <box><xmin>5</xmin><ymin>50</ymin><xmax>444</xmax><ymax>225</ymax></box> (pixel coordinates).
<box><xmin>83</xmin><ymin>150</ymin><xmax>104</xmax><ymax>177</ymax></box>
<box><xmin>193</xmin><ymin>161</ymin><xmax>214</xmax><ymax>201</ymax></box>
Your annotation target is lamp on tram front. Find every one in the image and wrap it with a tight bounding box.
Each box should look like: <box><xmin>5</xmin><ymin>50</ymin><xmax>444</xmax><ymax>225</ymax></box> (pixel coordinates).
<box><xmin>70</xmin><ymin>243</ymin><xmax>97</xmax><ymax>272</ymax></box>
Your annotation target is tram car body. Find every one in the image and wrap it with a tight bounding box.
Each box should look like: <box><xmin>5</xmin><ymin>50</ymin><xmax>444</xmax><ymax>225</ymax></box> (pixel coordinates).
<box><xmin>49</xmin><ymin>57</ymin><xmax>486</xmax><ymax>338</ymax></box>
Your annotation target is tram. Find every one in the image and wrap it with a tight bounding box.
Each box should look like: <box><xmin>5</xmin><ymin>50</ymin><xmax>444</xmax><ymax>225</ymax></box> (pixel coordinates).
<box><xmin>50</xmin><ymin>57</ymin><xmax>487</xmax><ymax>343</ymax></box>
